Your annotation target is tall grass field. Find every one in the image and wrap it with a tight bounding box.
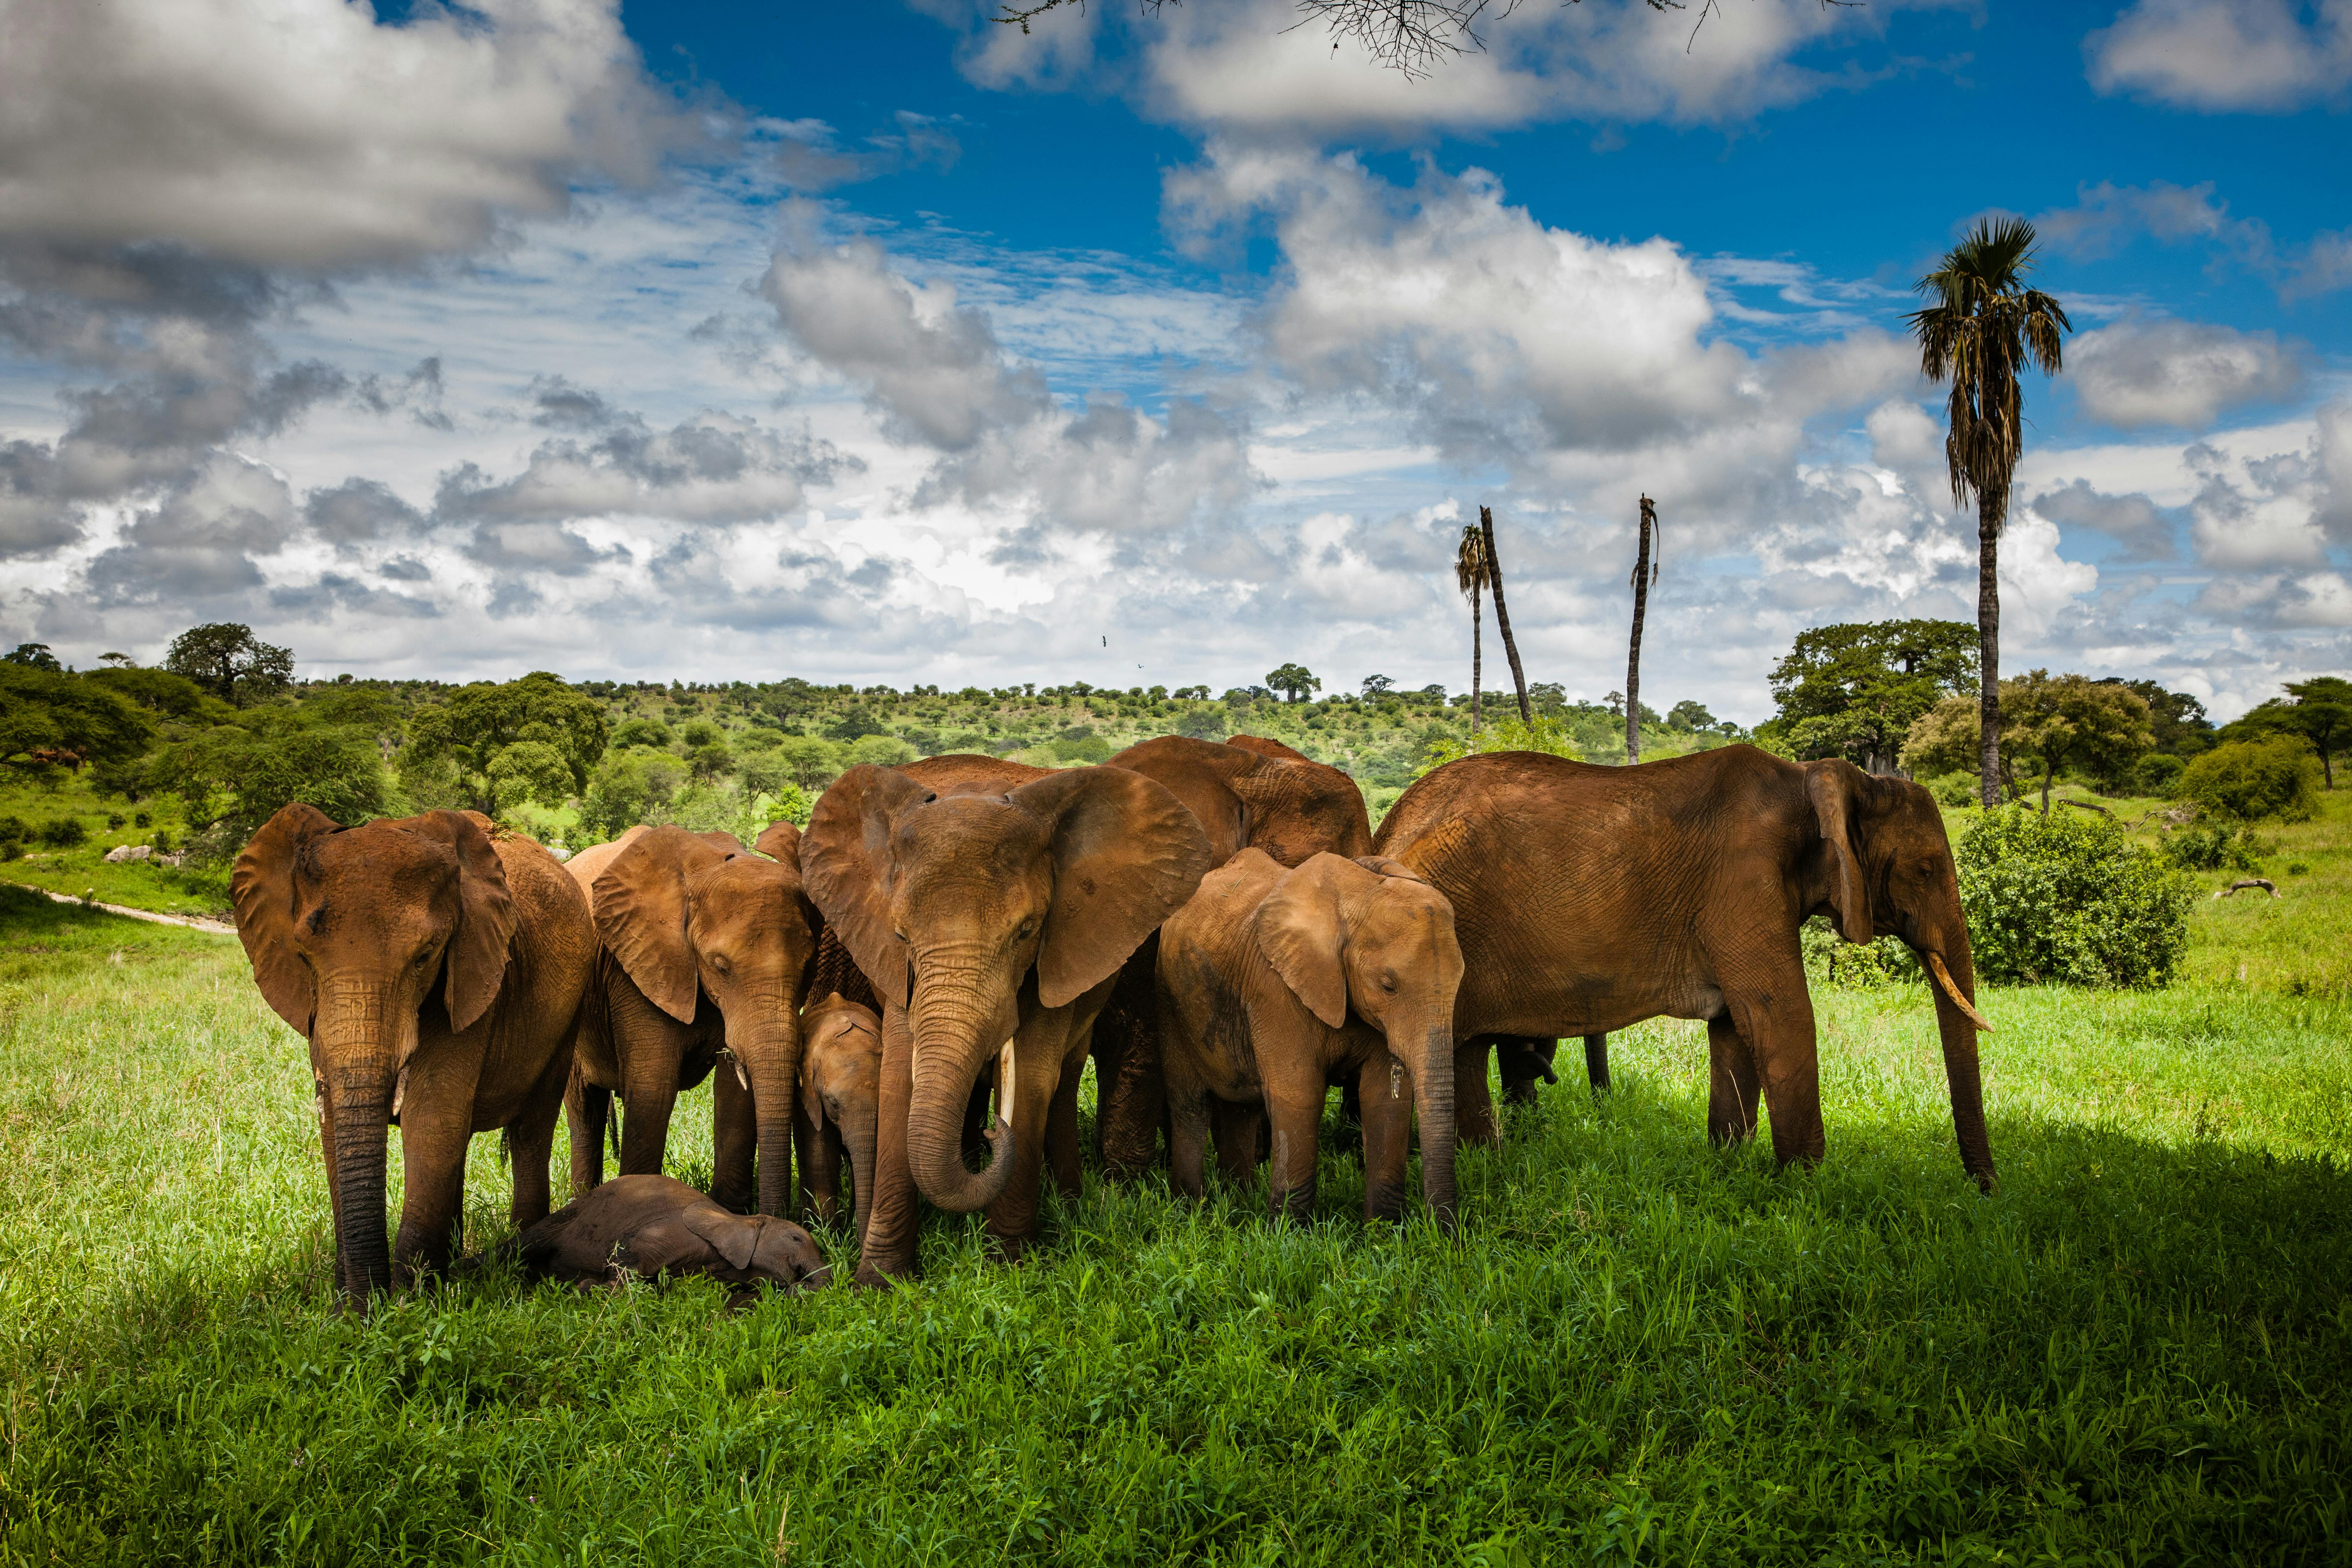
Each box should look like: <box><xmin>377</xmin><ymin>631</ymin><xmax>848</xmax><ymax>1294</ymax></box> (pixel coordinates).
<box><xmin>3</xmin><ymin>797</ymin><xmax>2348</xmax><ymax>1564</ymax></box>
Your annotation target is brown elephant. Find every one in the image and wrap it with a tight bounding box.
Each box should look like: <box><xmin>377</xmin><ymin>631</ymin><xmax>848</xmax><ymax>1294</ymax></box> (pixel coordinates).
<box><xmin>1091</xmin><ymin>734</ymin><xmax>1374</xmax><ymax>1178</ymax></box>
<box><xmin>1158</xmin><ymin>851</ymin><xmax>1463</xmax><ymax>1224</ymax></box>
<box><xmin>511</xmin><ymin>1173</ymin><xmax>830</xmax><ymax>1295</ymax></box>
<box><xmin>232</xmin><ymin>805</ymin><xmax>595</xmax><ymax>1303</ymax></box>
<box><xmin>564</xmin><ymin>823</ymin><xmax>820</xmax><ymax>1217</ymax></box>
<box><xmin>803</xmin><ymin>754</ymin><xmax>1211</xmax><ymax>1285</ymax></box>
<box><xmin>794</xmin><ymin>990</ymin><xmax>882</xmax><ymax>1243</ymax></box>
<box><xmin>1373</xmin><ymin>746</ymin><xmax>1997</xmax><ymax>1189</ymax></box>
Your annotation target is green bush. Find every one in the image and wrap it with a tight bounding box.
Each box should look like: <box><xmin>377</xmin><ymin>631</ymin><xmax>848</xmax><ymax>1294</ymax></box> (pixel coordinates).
<box><xmin>2161</xmin><ymin>821</ymin><xmax>2267</xmax><ymax>873</ymax></box>
<box><xmin>610</xmin><ymin>717</ymin><xmax>672</xmax><ymax>750</ymax></box>
<box><xmin>1050</xmin><ymin>732</ymin><xmax>1111</xmax><ymax>764</ymax></box>
<box><xmin>846</xmin><ymin>734</ymin><xmax>919</xmax><ymax>768</ymax></box>
<box><xmin>2134</xmin><ymin>752</ymin><xmax>2185</xmax><ymax>795</ymax></box>
<box><xmin>1955</xmin><ymin>807</ymin><xmax>2195</xmax><ymax>988</ymax></box>
<box><xmin>0</xmin><ymin>815</ymin><xmax>26</xmax><ymax>843</ymax></box>
<box><xmin>35</xmin><ymin>817</ymin><xmax>88</xmax><ymax>848</ymax></box>
<box><xmin>1924</xmin><ymin>771</ymin><xmax>1978</xmax><ymax>808</ymax></box>
<box><xmin>2177</xmin><ymin>737</ymin><xmax>2320</xmax><ymax>821</ymax></box>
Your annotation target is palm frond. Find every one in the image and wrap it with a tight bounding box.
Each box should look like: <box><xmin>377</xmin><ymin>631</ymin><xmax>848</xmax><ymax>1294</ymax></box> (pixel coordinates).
<box><xmin>1455</xmin><ymin>524</ymin><xmax>1491</xmax><ymax>602</ymax></box>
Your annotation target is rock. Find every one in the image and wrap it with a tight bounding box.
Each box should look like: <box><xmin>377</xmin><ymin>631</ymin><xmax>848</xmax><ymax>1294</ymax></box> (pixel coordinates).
<box><xmin>102</xmin><ymin>844</ymin><xmax>151</xmax><ymax>863</ymax></box>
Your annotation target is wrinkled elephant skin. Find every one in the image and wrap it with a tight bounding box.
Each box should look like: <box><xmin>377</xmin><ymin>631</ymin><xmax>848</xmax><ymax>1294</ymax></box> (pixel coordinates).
<box><xmin>515</xmin><ymin>1174</ymin><xmax>831</xmax><ymax>1295</ymax></box>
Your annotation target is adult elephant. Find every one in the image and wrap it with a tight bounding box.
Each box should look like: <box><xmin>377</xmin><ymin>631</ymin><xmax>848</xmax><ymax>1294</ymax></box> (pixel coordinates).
<box><xmin>1373</xmin><ymin>747</ymin><xmax>1996</xmax><ymax>1189</ymax></box>
<box><xmin>1091</xmin><ymin>734</ymin><xmax>1373</xmax><ymax>1177</ymax></box>
<box><xmin>232</xmin><ymin>805</ymin><xmax>595</xmax><ymax>1303</ymax></box>
<box><xmin>564</xmin><ymin>823</ymin><xmax>820</xmax><ymax>1217</ymax></box>
<box><xmin>803</xmin><ymin>754</ymin><xmax>1210</xmax><ymax>1285</ymax></box>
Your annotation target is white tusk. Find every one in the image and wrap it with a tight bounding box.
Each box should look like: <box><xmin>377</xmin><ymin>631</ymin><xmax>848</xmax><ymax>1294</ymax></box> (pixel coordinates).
<box><xmin>1926</xmin><ymin>952</ymin><xmax>1993</xmax><ymax>1033</ymax></box>
<box><xmin>391</xmin><ymin>1065</ymin><xmax>407</xmax><ymax>1120</ymax></box>
<box><xmin>731</xmin><ymin>1051</ymin><xmax>749</xmax><ymax>1093</ymax></box>
<box><xmin>996</xmin><ymin>1039</ymin><xmax>1017</xmax><ymax>1131</ymax></box>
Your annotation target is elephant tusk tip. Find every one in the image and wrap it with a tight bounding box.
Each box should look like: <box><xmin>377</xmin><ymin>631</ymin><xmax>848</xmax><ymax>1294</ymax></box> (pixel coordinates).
<box><xmin>996</xmin><ymin>1038</ymin><xmax>1017</xmax><ymax>1131</ymax></box>
<box><xmin>1926</xmin><ymin>952</ymin><xmax>1992</xmax><ymax>1032</ymax></box>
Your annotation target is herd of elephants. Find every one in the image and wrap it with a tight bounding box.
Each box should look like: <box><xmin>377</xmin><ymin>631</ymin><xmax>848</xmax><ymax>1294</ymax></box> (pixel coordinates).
<box><xmin>228</xmin><ymin>735</ymin><xmax>1998</xmax><ymax>1303</ymax></box>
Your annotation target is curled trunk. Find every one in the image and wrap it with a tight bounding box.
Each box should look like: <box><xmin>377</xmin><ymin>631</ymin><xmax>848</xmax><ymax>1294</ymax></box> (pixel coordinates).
<box><xmin>904</xmin><ymin>965</ymin><xmax>1015</xmax><ymax>1213</ymax></box>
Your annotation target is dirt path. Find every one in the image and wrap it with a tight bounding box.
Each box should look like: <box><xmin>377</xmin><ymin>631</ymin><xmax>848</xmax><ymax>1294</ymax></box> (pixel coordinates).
<box><xmin>3</xmin><ymin>881</ymin><xmax>237</xmax><ymax>935</ymax></box>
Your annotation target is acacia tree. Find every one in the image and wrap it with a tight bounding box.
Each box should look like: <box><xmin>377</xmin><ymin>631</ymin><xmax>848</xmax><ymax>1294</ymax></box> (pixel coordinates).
<box><xmin>1264</xmin><ymin>663</ymin><xmax>1321</xmax><ymax>703</ymax></box>
<box><xmin>2231</xmin><ymin>676</ymin><xmax>2351</xmax><ymax>788</ymax></box>
<box><xmin>1909</xmin><ymin>219</ymin><xmax>2071</xmax><ymax>809</ymax></box>
<box><xmin>1455</xmin><ymin>524</ymin><xmax>1491</xmax><ymax>740</ymax></box>
<box><xmin>164</xmin><ymin>623</ymin><xmax>295</xmax><ymax>707</ymax></box>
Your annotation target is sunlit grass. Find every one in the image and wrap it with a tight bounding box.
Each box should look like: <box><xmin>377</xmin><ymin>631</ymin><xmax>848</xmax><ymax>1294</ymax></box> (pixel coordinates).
<box><xmin>3</xmin><ymin>852</ymin><xmax>2349</xmax><ymax>1561</ymax></box>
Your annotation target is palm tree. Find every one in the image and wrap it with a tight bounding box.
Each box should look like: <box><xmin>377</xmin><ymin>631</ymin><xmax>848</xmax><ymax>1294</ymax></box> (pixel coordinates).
<box><xmin>1626</xmin><ymin>495</ymin><xmax>1658</xmax><ymax>763</ymax></box>
<box><xmin>1455</xmin><ymin>524</ymin><xmax>1491</xmax><ymax>740</ymax></box>
<box><xmin>1478</xmin><ymin>507</ymin><xmax>1532</xmax><ymax>723</ymax></box>
<box><xmin>1909</xmin><ymin>217</ymin><xmax>2071</xmax><ymax>810</ymax></box>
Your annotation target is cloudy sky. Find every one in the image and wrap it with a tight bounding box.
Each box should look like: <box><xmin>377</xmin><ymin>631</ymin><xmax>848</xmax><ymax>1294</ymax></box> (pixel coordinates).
<box><xmin>2</xmin><ymin>0</ymin><xmax>2346</xmax><ymax>721</ymax></box>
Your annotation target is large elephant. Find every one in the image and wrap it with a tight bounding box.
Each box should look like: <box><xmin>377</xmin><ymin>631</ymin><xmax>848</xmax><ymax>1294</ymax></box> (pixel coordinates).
<box><xmin>564</xmin><ymin>823</ymin><xmax>820</xmax><ymax>1216</ymax></box>
<box><xmin>232</xmin><ymin>805</ymin><xmax>595</xmax><ymax>1302</ymax></box>
<box><xmin>1158</xmin><ymin>851</ymin><xmax>1463</xmax><ymax>1224</ymax></box>
<box><xmin>803</xmin><ymin>754</ymin><xmax>1210</xmax><ymax>1285</ymax></box>
<box><xmin>1091</xmin><ymin>734</ymin><xmax>1374</xmax><ymax>1177</ymax></box>
<box><xmin>1373</xmin><ymin>747</ymin><xmax>1996</xmax><ymax>1189</ymax></box>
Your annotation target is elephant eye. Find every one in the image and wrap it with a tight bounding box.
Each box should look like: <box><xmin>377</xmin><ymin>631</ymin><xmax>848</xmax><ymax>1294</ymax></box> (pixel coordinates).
<box><xmin>1380</xmin><ymin>973</ymin><xmax>1398</xmax><ymax>992</ymax></box>
<box><xmin>1016</xmin><ymin>919</ymin><xmax>1037</xmax><ymax>940</ymax></box>
<box><xmin>893</xmin><ymin>929</ymin><xmax>909</xmax><ymax>944</ymax></box>
<box><xmin>709</xmin><ymin>953</ymin><xmax>732</xmax><ymax>975</ymax></box>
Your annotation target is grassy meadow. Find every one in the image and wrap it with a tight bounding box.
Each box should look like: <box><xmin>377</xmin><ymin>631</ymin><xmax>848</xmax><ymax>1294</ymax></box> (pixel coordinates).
<box><xmin>3</xmin><ymin>796</ymin><xmax>2349</xmax><ymax>1564</ymax></box>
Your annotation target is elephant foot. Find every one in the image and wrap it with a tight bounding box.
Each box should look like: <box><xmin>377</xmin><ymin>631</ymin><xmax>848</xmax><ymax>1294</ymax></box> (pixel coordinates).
<box><xmin>852</xmin><ymin>1259</ymin><xmax>916</xmax><ymax>1290</ymax></box>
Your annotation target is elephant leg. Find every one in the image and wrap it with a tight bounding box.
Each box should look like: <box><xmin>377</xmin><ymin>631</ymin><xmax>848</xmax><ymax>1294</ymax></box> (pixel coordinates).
<box><xmin>1261</xmin><ymin>1060</ymin><xmax>1325</xmax><ymax>1224</ymax></box>
<box><xmin>1497</xmin><ymin>1036</ymin><xmax>1555</xmax><ymax>1106</ymax></box>
<box><xmin>1584</xmin><ymin>1033</ymin><xmax>1611</xmax><ymax>1093</ymax></box>
<box><xmin>1706</xmin><ymin>1014</ymin><xmax>1761</xmax><ymax>1146</ymax></box>
<box><xmin>1728</xmin><ymin>979</ymin><xmax>1826</xmax><ymax>1168</ymax></box>
<box><xmin>1093</xmin><ymin>947</ymin><xmax>1163</xmax><ymax>1182</ymax></box>
<box><xmin>983</xmin><ymin>1019</ymin><xmax>1078</xmax><ymax>1263</ymax></box>
<box><xmin>1166</xmin><ymin>1056</ymin><xmax>1215</xmax><ymax>1202</ymax></box>
<box><xmin>795</xmin><ymin>1096</ymin><xmax>839</xmax><ymax>1225</ymax></box>
<box><xmin>1211</xmin><ymin>1097</ymin><xmax>1264</xmax><ymax>1191</ymax></box>
<box><xmin>505</xmin><ymin>1044</ymin><xmax>570</xmax><ymax>1233</ymax></box>
<box><xmin>613</xmin><ymin>994</ymin><xmax>691</xmax><ymax>1181</ymax></box>
<box><xmin>389</xmin><ymin>1057</ymin><xmax>474</xmax><ymax>1287</ymax></box>
<box><xmin>1045</xmin><ymin>1047</ymin><xmax>1084</xmax><ymax>1201</ymax></box>
<box><xmin>711</xmin><ymin>1059</ymin><xmax>756</xmax><ymax>1213</ymax></box>
<box><xmin>1359</xmin><ymin>1053</ymin><xmax>1415</xmax><ymax>1222</ymax></box>
<box><xmin>855</xmin><ymin>1005</ymin><xmax>921</xmax><ymax>1287</ymax></box>
<box><xmin>315</xmin><ymin>1074</ymin><xmax>348</xmax><ymax>1297</ymax></box>
<box><xmin>565</xmin><ymin>1060</ymin><xmax>610</xmax><ymax>1201</ymax></box>
<box><xmin>1333</xmin><ymin>1076</ymin><xmax>1363</xmax><ymax>1153</ymax></box>
<box><xmin>1454</xmin><ymin>1036</ymin><xmax>1498</xmax><ymax>1148</ymax></box>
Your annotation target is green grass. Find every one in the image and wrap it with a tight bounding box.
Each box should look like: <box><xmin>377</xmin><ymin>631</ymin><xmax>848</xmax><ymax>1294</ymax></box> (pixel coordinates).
<box><xmin>0</xmin><ymin>770</ymin><xmax>224</xmax><ymax>918</ymax></box>
<box><xmin>4</xmin><ymin>852</ymin><xmax>2351</xmax><ymax>1563</ymax></box>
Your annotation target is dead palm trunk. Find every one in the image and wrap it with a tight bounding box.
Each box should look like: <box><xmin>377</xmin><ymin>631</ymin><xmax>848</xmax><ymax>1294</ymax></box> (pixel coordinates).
<box><xmin>1978</xmin><ymin>493</ymin><xmax>2003</xmax><ymax>810</ymax></box>
<box><xmin>1478</xmin><ymin>507</ymin><xmax>1532</xmax><ymax>724</ymax></box>
<box><xmin>1627</xmin><ymin>495</ymin><xmax>1658</xmax><ymax>764</ymax></box>
<box><xmin>1455</xmin><ymin>525</ymin><xmax>1491</xmax><ymax>744</ymax></box>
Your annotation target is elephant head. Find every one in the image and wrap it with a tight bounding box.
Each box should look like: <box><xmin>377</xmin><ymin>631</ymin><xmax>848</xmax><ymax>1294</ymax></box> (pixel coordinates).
<box><xmin>804</xmin><ymin>763</ymin><xmax>1211</xmax><ymax>1214</ymax></box>
<box><xmin>1108</xmin><ymin>735</ymin><xmax>1372</xmax><ymax>868</ymax></box>
<box><xmin>232</xmin><ymin>804</ymin><xmax>519</xmax><ymax>1300</ymax></box>
<box><xmin>1804</xmin><ymin>759</ymin><xmax>1996</xmax><ymax>1191</ymax></box>
<box><xmin>1252</xmin><ymin>852</ymin><xmax>1465</xmax><ymax>1224</ymax></box>
<box><xmin>800</xmin><ymin>991</ymin><xmax>882</xmax><ymax>1241</ymax></box>
<box><xmin>591</xmin><ymin>825</ymin><xmax>820</xmax><ymax>1215</ymax></box>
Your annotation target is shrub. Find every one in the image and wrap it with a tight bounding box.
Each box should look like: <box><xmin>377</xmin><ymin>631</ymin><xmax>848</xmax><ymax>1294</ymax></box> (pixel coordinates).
<box><xmin>1924</xmin><ymin>771</ymin><xmax>1978</xmax><ymax>808</ymax></box>
<box><xmin>35</xmin><ymin>818</ymin><xmax>88</xmax><ymax>848</ymax></box>
<box><xmin>105</xmin><ymin>812</ymin><xmax>124</xmax><ymax>830</ymax></box>
<box><xmin>2177</xmin><ymin>737</ymin><xmax>2321</xmax><ymax>821</ymax></box>
<box><xmin>2133</xmin><ymin>752</ymin><xmax>2185</xmax><ymax>796</ymax></box>
<box><xmin>1955</xmin><ymin>807</ymin><xmax>2195</xmax><ymax>988</ymax></box>
<box><xmin>0</xmin><ymin>841</ymin><xmax>16</xmax><ymax>862</ymax></box>
<box><xmin>611</xmin><ymin>717</ymin><xmax>672</xmax><ymax>750</ymax></box>
<box><xmin>846</xmin><ymin>734</ymin><xmax>919</xmax><ymax>768</ymax></box>
<box><xmin>2161</xmin><ymin>821</ymin><xmax>2267</xmax><ymax>873</ymax></box>
<box><xmin>134</xmin><ymin>810</ymin><xmax>151</xmax><ymax>828</ymax></box>
<box><xmin>762</xmin><ymin>783</ymin><xmax>814</xmax><ymax>831</ymax></box>
<box><xmin>1799</xmin><ymin>916</ymin><xmax>1919</xmax><ymax>990</ymax></box>
<box><xmin>0</xmin><ymin>815</ymin><xmax>26</xmax><ymax>843</ymax></box>
<box><xmin>1050</xmin><ymin>733</ymin><xmax>1111</xmax><ymax>764</ymax></box>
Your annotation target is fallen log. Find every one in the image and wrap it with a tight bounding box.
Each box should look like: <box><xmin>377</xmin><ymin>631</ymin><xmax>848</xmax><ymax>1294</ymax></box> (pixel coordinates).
<box><xmin>2213</xmin><ymin>879</ymin><xmax>2278</xmax><ymax>900</ymax></box>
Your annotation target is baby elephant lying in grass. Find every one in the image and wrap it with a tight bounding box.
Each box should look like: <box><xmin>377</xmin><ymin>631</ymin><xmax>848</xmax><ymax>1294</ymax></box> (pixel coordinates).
<box><xmin>510</xmin><ymin>1174</ymin><xmax>832</xmax><ymax>1297</ymax></box>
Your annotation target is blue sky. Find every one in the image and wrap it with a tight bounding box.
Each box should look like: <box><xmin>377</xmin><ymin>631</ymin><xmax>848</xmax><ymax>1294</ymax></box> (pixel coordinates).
<box><xmin>1</xmin><ymin>0</ymin><xmax>2347</xmax><ymax>720</ymax></box>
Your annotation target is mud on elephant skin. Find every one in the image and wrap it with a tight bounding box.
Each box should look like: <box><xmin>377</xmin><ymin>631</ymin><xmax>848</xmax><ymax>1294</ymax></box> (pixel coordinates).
<box><xmin>232</xmin><ymin>805</ymin><xmax>595</xmax><ymax>1305</ymax></box>
<box><xmin>795</xmin><ymin>990</ymin><xmax>882</xmax><ymax>1244</ymax></box>
<box><xmin>1159</xmin><ymin>851</ymin><xmax>1464</xmax><ymax>1225</ymax></box>
<box><xmin>803</xmin><ymin>754</ymin><xmax>1212</xmax><ymax>1286</ymax></box>
<box><xmin>1374</xmin><ymin>747</ymin><xmax>1996</xmax><ymax>1189</ymax></box>
<box><xmin>1092</xmin><ymin>734</ymin><xmax>1375</xmax><ymax>1181</ymax></box>
<box><xmin>565</xmin><ymin>823</ymin><xmax>821</xmax><ymax>1218</ymax></box>
<box><xmin>511</xmin><ymin>1174</ymin><xmax>831</xmax><ymax>1297</ymax></box>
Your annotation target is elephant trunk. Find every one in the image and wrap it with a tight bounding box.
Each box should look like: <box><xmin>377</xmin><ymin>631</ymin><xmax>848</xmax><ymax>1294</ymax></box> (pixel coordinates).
<box><xmin>731</xmin><ymin>998</ymin><xmax>802</xmax><ymax>1218</ymax></box>
<box><xmin>313</xmin><ymin>979</ymin><xmax>409</xmax><ymax>1304</ymax></box>
<box><xmin>843</xmin><ymin>1101</ymin><xmax>879</xmax><ymax>1248</ymax></box>
<box><xmin>1916</xmin><ymin>899</ymin><xmax>1996</xmax><ymax>1193</ymax></box>
<box><xmin>904</xmin><ymin>953</ymin><xmax>1014</xmax><ymax>1214</ymax></box>
<box><xmin>1403</xmin><ymin>1016</ymin><xmax>1457</xmax><ymax>1230</ymax></box>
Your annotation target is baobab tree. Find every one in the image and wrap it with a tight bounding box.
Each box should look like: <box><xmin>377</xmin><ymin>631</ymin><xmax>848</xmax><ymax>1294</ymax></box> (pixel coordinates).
<box><xmin>1909</xmin><ymin>218</ymin><xmax>2071</xmax><ymax>809</ymax></box>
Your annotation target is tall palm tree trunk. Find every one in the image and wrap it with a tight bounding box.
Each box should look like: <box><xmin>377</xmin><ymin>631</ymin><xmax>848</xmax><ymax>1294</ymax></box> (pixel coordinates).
<box><xmin>1469</xmin><ymin>584</ymin><xmax>1484</xmax><ymax>741</ymax></box>
<box><xmin>1977</xmin><ymin>496</ymin><xmax>2001</xmax><ymax>809</ymax></box>
<box><xmin>1627</xmin><ymin>495</ymin><xmax>1656</xmax><ymax>764</ymax></box>
<box><xmin>1479</xmin><ymin>507</ymin><xmax>1532</xmax><ymax>724</ymax></box>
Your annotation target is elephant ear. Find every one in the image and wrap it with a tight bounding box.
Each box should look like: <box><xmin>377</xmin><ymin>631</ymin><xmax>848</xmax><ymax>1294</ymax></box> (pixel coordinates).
<box><xmin>1015</xmin><ymin>767</ymin><xmax>1213</xmax><ymax>1009</ymax></box>
<box><xmin>230</xmin><ymin>802</ymin><xmax>340</xmax><ymax>1034</ymax></box>
<box><xmin>1253</xmin><ymin>852</ymin><xmax>1353</xmax><ymax>1028</ymax></box>
<box><xmin>1804</xmin><ymin>760</ymin><xmax>1875</xmax><ymax>943</ymax></box>
<box><xmin>683</xmin><ymin>1205</ymin><xmax>759</xmax><ymax>1271</ymax></box>
<box><xmin>802</xmin><ymin>765</ymin><xmax>935</xmax><ymax>1009</ymax></box>
<box><xmin>407</xmin><ymin>811</ymin><xmax>520</xmax><ymax>1034</ymax></box>
<box><xmin>753</xmin><ymin>819</ymin><xmax>802</xmax><ymax>870</ymax></box>
<box><xmin>1351</xmin><ymin>854</ymin><xmax>1427</xmax><ymax>885</ymax></box>
<box><xmin>592</xmin><ymin>825</ymin><xmax>729</xmax><ymax>1024</ymax></box>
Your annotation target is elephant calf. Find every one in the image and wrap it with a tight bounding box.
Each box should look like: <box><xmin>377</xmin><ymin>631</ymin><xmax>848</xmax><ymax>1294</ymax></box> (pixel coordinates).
<box><xmin>795</xmin><ymin>991</ymin><xmax>882</xmax><ymax>1244</ymax></box>
<box><xmin>512</xmin><ymin>1174</ymin><xmax>831</xmax><ymax>1295</ymax></box>
<box><xmin>1157</xmin><ymin>851</ymin><xmax>1463</xmax><ymax>1226</ymax></box>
